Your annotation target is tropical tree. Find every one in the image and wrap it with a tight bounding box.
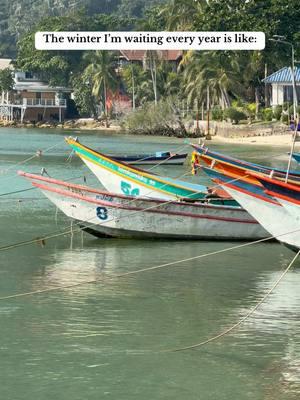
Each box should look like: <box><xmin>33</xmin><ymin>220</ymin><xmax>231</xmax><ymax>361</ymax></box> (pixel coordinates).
<box><xmin>144</xmin><ymin>51</ymin><xmax>159</xmax><ymax>105</ymax></box>
<box><xmin>181</xmin><ymin>51</ymin><xmax>242</xmax><ymax>111</ymax></box>
<box><xmin>0</xmin><ymin>68</ymin><xmax>14</xmax><ymax>92</ymax></box>
<box><xmin>121</xmin><ymin>63</ymin><xmax>154</xmax><ymax>106</ymax></box>
<box><xmin>0</xmin><ymin>67</ymin><xmax>14</xmax><ymax>105</ymax></box>
<box><xmin>240</xmin><ymin>51</ymin><xmax>266</xmax><ymax>117</ymax></box>
<box><xmin>83</xmin><ymin>50</ymin><xmax>118</xmax><ymax>124</ymax></box>
<box><xmin>15</xmin><ymin>12</ymin><xmax>134</xmax><ymax>86</ymax></box>
<box><xmin>160</xmin><ymin>0</ymin><xmax>206</xmax><ymax>30</ymax></box>
<box><xmin>70</xmin><ymin>71</ymin><xmax>97</xmax><ymax>117</ymax></box>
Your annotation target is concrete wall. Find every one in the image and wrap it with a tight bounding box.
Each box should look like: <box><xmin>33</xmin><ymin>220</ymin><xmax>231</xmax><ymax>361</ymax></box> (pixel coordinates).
<box><xmin>193</xmin><ymin>120</ymin><xmax>290</xmax><ymax>138</ymax></box>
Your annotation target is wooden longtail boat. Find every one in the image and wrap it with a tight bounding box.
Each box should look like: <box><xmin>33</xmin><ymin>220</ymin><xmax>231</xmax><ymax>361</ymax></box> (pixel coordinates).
<box><xmin>202</xmin><ymin>166</ymin><xmax>300</xmax><ymax>250</ymax></box>
<box><xmin>110</xmin><ymin>151</ymin><xmax>187</xmax><ymax>165</ymax></box>
<box><xmin>192</xmin><ymin>144</ymin><xmax>300</xmax><ymax>185</ymax></box>
<box><xmin>66</xmin><ymin>137</ymin><xmax>237</xmax><ymax>203</ymax></box>
<box><xmin>18</xmin><ymin>171</ymin><xmax>268</xmax><ymax>241</ymax></box>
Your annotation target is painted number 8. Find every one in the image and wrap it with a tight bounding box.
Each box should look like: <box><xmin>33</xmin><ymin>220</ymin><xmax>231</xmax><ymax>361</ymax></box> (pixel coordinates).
<box><xmin>96</xmin><ymin>206</ymin><xmax>108</xmax><ymax>220</ymax></box>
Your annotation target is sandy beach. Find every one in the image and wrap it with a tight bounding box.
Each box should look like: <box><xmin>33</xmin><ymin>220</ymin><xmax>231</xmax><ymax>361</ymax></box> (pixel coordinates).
<box><xmin>203</xmin><ymin>133</ymin><xmax>296</xmax><ymax>147</ymax></box>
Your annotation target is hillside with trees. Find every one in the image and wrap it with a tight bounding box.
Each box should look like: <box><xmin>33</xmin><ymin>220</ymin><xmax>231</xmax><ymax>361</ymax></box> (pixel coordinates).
<box><xmin>0</xmin><ymin>0</ymin><xmax>164</xmax><ymax>57</ymax></box>
<box><xmin>1</xmin><ymin>0</ymin><xmax>299</xmax><ymax>134</ymax></box>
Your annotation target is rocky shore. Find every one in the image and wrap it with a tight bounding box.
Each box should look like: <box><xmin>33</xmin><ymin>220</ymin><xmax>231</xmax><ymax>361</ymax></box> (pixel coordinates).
<box><xmin>0</xmin><ymin>118</ymin><xmax>122</xmax><ymax>131</ymax></box>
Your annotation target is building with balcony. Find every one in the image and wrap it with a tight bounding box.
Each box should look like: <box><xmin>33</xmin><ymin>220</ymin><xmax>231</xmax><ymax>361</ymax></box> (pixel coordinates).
<box><xmin>0</xmin><ymin>59</ymin><xmax>71</xmax><ymax>122</ymax></box>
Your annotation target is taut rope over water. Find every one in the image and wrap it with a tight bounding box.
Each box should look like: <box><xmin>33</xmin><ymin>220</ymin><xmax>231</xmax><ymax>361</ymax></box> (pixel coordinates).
<box><xmin>0</xmin><ymin>231</ymin><xmax>298</xmax><ymax>301</ymax></box>
<box><xmin>164</xmin><ymin>250</ymin><xmax>300</xmax><ymax>352</ymax></box>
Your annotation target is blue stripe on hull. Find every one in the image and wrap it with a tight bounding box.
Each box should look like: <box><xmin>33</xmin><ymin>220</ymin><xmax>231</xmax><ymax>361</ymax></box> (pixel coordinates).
<box><xmin>258</xmin><ymin>179</ymin><xmax>300</xmax><ymax>201</ymax></box>
<box><xmin>292</xmin><ymin>153</ymin><xmax>300</xmax><ymax>164</ymax></box>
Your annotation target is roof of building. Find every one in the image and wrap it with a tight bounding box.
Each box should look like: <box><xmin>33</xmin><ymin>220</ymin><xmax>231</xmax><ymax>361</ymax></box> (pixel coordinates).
<box><xmin>120</xmin><ymin>50</ymin><xmax>182</xmax><ymax>61</ymax></box>
<box><xmin>0</xmin><ymin>58</ymin><xmax>13</xmax><ymax>70</ymax></box>
<box><xmin>263</xmin><ymin>66</ymin><xmax>300</xmax><ymax>84</ymax></box>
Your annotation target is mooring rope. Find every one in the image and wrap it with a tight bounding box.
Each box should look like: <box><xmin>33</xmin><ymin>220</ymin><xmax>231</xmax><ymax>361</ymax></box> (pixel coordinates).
<box><xmin>0</xmin><ymin>232</ymin><xmax>288</xmax><ymax>301</ymax></box>
<box><xmin>0</xmin><ymin>141</ymin><xmax>190</xmax><ymax>197</ymax></box>
<box><xmin>0</xmin><ymin>229</ymin><xmax>299</xmax><ymax>302</ymax></box>
<box><xmin>0</xmin><ymin>141</ymin><xmax>63</xmax><ymax>179</ymax></box>
<box><xmin>165</xmin><ymin>249</ymin><xmax>300</xmax><ymax>352</ymax></box>
<box><xmin>0</xmin><ymin>172</ymin><xmax>95</xmax><ymax>198</ymax></box>
<box><xmin>0</xmin><ymin>187</ymin><xmax>36</xmax><ymax>197</ymax></box>
<box><xmin>0</xmin><ymin>141</ymin><xmax>299</xmax><ymax>350</ymax></box>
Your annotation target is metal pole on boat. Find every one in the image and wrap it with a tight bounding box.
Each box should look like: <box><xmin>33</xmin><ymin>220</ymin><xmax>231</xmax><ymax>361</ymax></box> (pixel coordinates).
<box><xmin>270</xmin><ymin>36</ymin><xmax>298</xmax><ymax>182</ymax></box>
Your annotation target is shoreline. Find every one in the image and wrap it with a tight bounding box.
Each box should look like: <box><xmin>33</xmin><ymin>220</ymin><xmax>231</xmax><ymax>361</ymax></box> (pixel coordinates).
<box><xmin>202</xmin><ymin>133</ymin><xmax>295</xmax><ymax>147</ymax></box>
<box><xmin>0</xmin><ymin>120</ymin><xmax>295</xmax><ymax>147</ymax></box>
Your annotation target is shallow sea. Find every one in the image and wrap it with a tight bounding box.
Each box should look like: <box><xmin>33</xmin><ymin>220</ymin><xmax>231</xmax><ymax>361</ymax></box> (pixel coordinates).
<box><xmin>0</xmin><ymin>127</ymin><xmax>300</xmax><ymax>400</ymax></box>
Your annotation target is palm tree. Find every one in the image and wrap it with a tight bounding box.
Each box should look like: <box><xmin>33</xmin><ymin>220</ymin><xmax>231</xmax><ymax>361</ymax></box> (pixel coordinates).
<box><xmin>181</xmin><ymin>51</ymin><xmax>242</xmax><ymax>111</ymax></box>
<box><xmin>240</xmin><ymin>51</ymin><xmax>265</xmax><ymax>118</ymax></box>
<box><xmin>84</xmin><ymin>50</ymin><xmax>118</xmax><ymax>125</ymax></box>
<box><xmin>144</xmin><ymin>51</ymin><xmax>159</xmax><ymax>105</ymax></box>
<box><xmin>160</xmin><ymin>0</ymin><xmax>206</xmax><ymax>30</ymax></box>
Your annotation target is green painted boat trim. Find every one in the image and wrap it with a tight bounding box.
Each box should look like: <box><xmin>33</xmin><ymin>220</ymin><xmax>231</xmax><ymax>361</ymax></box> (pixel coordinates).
<box><xmin>69</xmin><ymin>141</ymin><xmax>207</xmax><ymax>199</ymax></box>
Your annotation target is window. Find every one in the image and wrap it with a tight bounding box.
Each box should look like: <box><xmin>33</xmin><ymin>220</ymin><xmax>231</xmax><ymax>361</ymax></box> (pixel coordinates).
<box><xmin>25</xmin><ymin>72</ymin><xmax>34</xmax><ymax>79</ymax></box>
<box><xmin>284</xmin><ymin>86</ymin><xmax>293</xmax><ymax>102</ymax></box>
<box><xmin>284</xmin><ymin>85</ymin><xmax>300</xmax><ymax>103</ymax></box>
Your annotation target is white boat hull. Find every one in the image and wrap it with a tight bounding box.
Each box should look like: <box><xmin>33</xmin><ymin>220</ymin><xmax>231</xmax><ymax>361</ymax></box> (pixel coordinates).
<box><xmin>82</xmin><ymin>157</ymin><xmax>174</xmax><ymax>200</ymax></box>
<box><xmin>19</xmin><ymin>172</ymin><xmax>268</xmax><ymax>240</ymax></box>
<box><xmin>223</xmin><ymin>186</ymin><xmax>300</xmax><ymax>249</ymax></box>
<box><xmin>66</xmin><ymin>138</ymin><xmax>208</xmax><ymax>201</ymax></box>
<box><xmin>44</xmin><ymin>192</ymin><xmax>267</xmax><ymax>240</ymax></box>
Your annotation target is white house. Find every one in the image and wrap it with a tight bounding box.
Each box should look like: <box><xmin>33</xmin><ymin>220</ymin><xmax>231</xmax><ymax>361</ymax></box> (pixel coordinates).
<box><xmin>0</xmin><ymin>58</ymin><xmax>71</xmax><ymax>122</ymax></box>
<box><xmin>263</xmin><ymin>66</ymin><xmax>300</xmax><ymax>107</ymax></box>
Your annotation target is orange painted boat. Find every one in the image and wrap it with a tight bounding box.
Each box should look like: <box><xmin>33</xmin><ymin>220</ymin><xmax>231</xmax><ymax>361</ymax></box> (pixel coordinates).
<box><xmin>191</xmin><ymin>144</ymin><xmax>300</xmax><ymax>187</ymax></box>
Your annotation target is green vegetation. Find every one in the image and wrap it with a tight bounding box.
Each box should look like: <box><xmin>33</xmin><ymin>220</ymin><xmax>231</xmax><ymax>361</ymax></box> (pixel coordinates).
<box><xmin>224</xmin><ymin>107</ymin><xmax>247</xmax><ymax>125</ymax></box>
<box><xmin>0</xmin><ymin>68</ymin><xmax>14</xmax><ymax>92</ymax></box>
<box><xmin>0</xmin><ymin>0</ymin><xmax>163</xmax><ymax>57</ymax></box>
<box><xmin>121</xmin><ymin>97</ymin><xmax>188</xmax><ymax>137</ymax></box>
<box><xmin>83</xmin><ymin>50</ymin><xmax>118</xmax><ymax>124</ymax></box>
<box><xmin>1</xmin><ymin>0</ymin><xmax>299</xmax><ymax>132</ymax></box>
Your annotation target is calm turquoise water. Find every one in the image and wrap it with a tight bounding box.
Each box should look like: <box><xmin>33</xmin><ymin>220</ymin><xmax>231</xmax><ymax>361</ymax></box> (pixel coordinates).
<box><xmin>0</xmin><ymin>127</ymin><xmax>300</xmax><ymax>400</ymax></box>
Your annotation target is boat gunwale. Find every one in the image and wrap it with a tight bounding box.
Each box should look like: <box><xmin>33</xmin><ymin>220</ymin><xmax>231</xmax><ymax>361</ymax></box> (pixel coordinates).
<box><xmin>253</xmin><ymin>173</ymin><xmax>300</xmax><ymax>192</ymax></box>
<box><xmin>30</xmin><ymin>181</ymin><xmax>260</xmax><ymax>224</ymax></box>
<box><xmin>192</xmin><ymin>144</ymin><xmax>300</xmax><ymax>177</ymax></box>
<box><xmin>216</xmin><ymin>178</ymin><xmax>281</xmax><ymax>206</ymax></box>
<box><xmin>67</xmin><ymin>138</ymin><xmax>205</xmax><ymax>194</ymax></box>
<box><xmin>18</xmin><ymin>171</ymin><xmax>240</xmax><ymax>210</ymax></box>
<box><xmin>19</xmin><ymin>172</ymin><xmax>263</xmax><ymax>224</ymax></box>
